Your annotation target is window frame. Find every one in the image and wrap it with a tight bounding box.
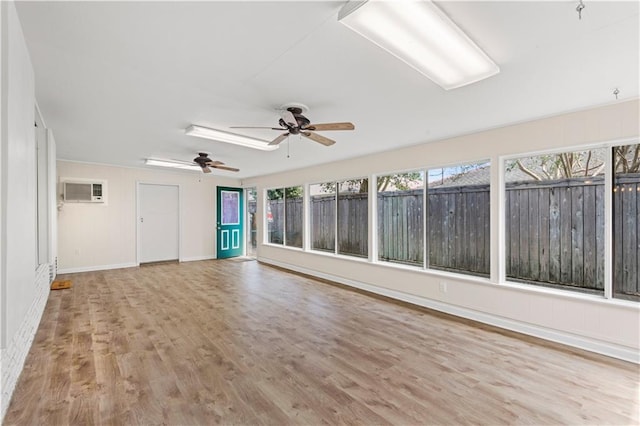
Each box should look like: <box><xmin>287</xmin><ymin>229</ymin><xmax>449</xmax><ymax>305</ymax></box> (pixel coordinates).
<box><xmin>308</xmin><ymin>181</ymin><xmax>337</xmax><ymax>254</ymax></box>
<box><xmin>499</xmin><ymin>138</ymin><xmax>638</xmax><ymax>300</ymax></box>
<box><xmin>263</xmin><ymin>185</ymin><xmax>305</xmax><ymax>249</ymax></box>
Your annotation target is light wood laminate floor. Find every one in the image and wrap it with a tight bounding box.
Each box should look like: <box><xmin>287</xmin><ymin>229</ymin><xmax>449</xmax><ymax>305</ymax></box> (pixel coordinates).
<box><xmin>4</xmin><ymin>259</ymin><xmax>639</xmax><ymax>425</ymax></box>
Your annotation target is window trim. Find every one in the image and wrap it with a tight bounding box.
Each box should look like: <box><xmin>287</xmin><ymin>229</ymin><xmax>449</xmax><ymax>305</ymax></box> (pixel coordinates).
<box><xmin>264</xmin><ymin>185</ymin><xmax>304</xmax><ymax>247</ymax></box>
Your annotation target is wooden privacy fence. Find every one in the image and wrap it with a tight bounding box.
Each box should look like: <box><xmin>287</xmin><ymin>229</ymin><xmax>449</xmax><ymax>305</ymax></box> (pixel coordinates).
<box><xmin>376</xmin><ymin>186</ymin><xmax>490</xmax><ymax>275</ymax></box>
<box><xmin>267</xmin><ymin>198</ymin><xmax>303</xmax><ymax>247</ymax></box>
<box><xmin>614</xmin><ymin>174</ymin><xmax>640</xmax><ymax>298</ymax></box>
<box><xmin>309</xmin><ymin>194</ymin><xmax>368</xmax><ymax>257</ymax></box>
<box><xmin>267</xmin><ymin>175</ymin><xmax>639</xmax><ymax>298</ymax></box>
<box><xmin>505</xmin><ymin>177</ymin><xmax>604</xmax><ymax>290</ymax></box>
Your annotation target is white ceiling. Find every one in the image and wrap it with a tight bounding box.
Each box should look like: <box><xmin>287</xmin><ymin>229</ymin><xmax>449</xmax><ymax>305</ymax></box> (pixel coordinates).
<box><xmin>15</xmin><ymin>1</ymin><xmax>640</xmax><ymax>179</ymax></box>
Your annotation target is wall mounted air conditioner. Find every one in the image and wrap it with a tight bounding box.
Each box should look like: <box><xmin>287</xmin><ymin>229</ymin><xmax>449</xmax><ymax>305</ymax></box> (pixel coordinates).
<box><xmin>63</xmin><ymin>181</ymin><xmax>105</xmax><ymax>203</ymax></box>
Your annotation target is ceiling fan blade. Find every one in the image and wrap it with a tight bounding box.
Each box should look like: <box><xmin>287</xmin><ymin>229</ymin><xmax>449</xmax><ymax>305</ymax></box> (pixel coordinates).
<box><xmin>211</xmin><ymin>165</ymin><xmax>240</xmax><ymax>172</ymax></box>
<box><xmin>281</xmin><ymin>109</ymin><xmax>297</xmax><ymax>128</ymax></box>
<box><xmin>302</xmin><ymin>131</ymin><xmax>336</xmax><ymax>146</ymax></box>
<box><xmin>206</xmin><ymin>160</ymin><xmax>224</xmax><ymax>166</ymax></box>
<box><xmin>269</xmin><ymin>133</ymin><xmax>289</xmax><ymax>146</ymax></box>
<box><xmin>202</xmin><ymin>166</ymin><xmax>212</xmax><ymax>173</ymax></box>
<box><xmin>307</xmin><ymin>122</ymin><xmax>355</xmax><ymax>131</ymax></box>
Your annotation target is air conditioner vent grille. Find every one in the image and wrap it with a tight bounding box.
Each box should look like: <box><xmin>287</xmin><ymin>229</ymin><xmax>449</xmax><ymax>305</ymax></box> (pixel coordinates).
<box><xmin>63</xmin><ymin>181</ymin><xmax>105</xmax><ymax>203</ymax></box>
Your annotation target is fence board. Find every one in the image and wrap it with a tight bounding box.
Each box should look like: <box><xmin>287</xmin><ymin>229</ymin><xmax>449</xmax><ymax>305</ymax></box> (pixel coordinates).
<box><xmin>509</xmin><ymin>186</ymin><xmax>520</xmax><ymax>277</ymax></box>
<box><xmin>621</xmin><ymin>181</ymin><xmax>638</xmax><ymax>294</ymax></box>
<box><xmin>549</xmin><ymin>186</ymin><xmax>561</xmax><ymax>282</ymax></box>
<box><xmin>571</xmin><ymin>186</ymin><xmax>584</xmax><ymax>285</ymax></box>
<box><xmin>559</xmin><ymin>187</ymin><xmax>572</xmax><ymax>284</ymax></box>
<box><xmin>583</xmin><ymin>185</ymin><xmax>597</xmax><ymax>287</ymax></box>
<box><xmin>637</xmin><ymin>180</ymin><xmax>640</xmax><ymax>296</ymax></box>
<box><xmin>538</xmin><ymin>188</ymin><xmax>550</xmax><ymax>282</ymax></box>
<box><xmin>519</xmin><ymin>189</ymin><xmax>530</xmax><ymax>278</ymax></box>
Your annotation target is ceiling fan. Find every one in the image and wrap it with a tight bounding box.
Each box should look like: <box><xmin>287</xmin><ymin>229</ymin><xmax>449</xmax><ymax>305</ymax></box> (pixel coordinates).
<box><xmin>193</xmin><ymin>153</ymin><xmax>239</xmax><ymax>173</ymax></box>
<box><xmin>231</xmin><ymin>106</ymin><xmax>354</xmax><ymax>146</ymax></box>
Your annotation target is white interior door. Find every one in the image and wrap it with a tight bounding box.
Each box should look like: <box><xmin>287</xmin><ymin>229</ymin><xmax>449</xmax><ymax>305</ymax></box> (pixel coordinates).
<box><xmin>139</xmin><ymin>183</ymin><xmax>179</xmax><ymax>263</ymax></box>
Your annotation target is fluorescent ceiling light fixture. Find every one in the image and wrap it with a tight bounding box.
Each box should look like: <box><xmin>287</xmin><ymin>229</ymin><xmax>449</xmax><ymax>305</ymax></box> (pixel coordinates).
<box><xmin>185</xmin><ymin>125</ymin><xmax>278</xmax><ymax>151</ymax></box>
<box><xmin>338</xmin><ymin>0</ymin><xmax>499</xmax><ymax>90</ymax></box>
<box><xmin>145</xmin><ymin>158</ymin><xmax>201</xmax><ymax>171</ymax></box>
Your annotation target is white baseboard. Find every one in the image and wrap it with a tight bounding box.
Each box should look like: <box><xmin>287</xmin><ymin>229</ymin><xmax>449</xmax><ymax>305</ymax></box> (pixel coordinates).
<box><xmin>57</xmin><ymin>262</ymin><xmax>138</xmax><ymax>274</ymax></box>
<box><xmin>260</xmin><ymin>257</ymin><xmax>639</xmax><ymax>364</ymax></box>
<box><xmin>1</xmin><ymin>264</ymin><xmax>51</xmax><ymax>421</ymax></box>
<box><xmin>180</xmin><ymin>255</ymin><xmax>215</xmax><ymax>263</ymax></box>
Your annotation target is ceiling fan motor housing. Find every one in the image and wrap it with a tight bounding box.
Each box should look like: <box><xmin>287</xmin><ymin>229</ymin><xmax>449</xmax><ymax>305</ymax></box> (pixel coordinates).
<box><xmin>283</xmin><ymin>107</ymin><xmax>310</xmax><ymax>133</ymax></box>
<box><xmin>194</xmin><ymin>153</ymin><xmax>210</xmax><ymax>165</ymax></box>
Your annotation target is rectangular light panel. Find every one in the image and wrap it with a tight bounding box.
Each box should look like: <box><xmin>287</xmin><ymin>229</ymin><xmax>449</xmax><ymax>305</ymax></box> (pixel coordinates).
<box><xmin>338</xmin><ymin>0</ymin><xmax>499</xmax><ymax>90</ymax></box>
<box><xmin>185</xmin><ymin>125</ymin><xmax>278</xmax><ymax>151</ymax></box>
<box><xmin>145</xmin><ymin>158</ymin><xmax>201</xmax><ymax>171</ymax></box>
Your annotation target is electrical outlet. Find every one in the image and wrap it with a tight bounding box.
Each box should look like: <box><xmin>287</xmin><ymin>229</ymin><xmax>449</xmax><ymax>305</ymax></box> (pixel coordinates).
<box><xmin>439</xmin><ymin>281</ymin><xmax>448</xmax><ymax>293</ymax></box>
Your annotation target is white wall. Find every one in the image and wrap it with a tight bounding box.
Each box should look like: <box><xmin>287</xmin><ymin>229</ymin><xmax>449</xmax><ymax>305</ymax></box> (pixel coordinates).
<box><xmin>0</xmin><ymin>2</ymin><xmax>56</xmax><ymax>420</ymax></box>
<box><xmin>57</xmin><ymin>161</ymin><xmax>240</xmax><ymax>272</ymax></box>
<box><xmin>246</xmin><ymin>99</ymin><xmax>640</xmax><ymax>363</ymax></box>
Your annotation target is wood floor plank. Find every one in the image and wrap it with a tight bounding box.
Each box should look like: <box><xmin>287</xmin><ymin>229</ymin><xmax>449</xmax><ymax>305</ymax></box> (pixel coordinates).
<box><xmin>4</xmin><ymin>259</ymin><xmax>639</xmax><ymax>425</ymax></box>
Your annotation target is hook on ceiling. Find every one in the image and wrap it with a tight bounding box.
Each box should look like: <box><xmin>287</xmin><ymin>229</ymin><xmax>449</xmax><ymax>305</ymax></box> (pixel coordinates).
<box><xmin>576</xmin><ymin>0</ymin><xmax>585</xmax><ymax>20</ymax></box>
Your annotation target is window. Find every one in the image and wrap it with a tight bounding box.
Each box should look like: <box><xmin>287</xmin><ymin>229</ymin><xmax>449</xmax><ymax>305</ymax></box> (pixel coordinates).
<box><xmin>377</xmin><ymin>171</ymin><xmax>424</xmax><ymax>266</ymax></box>
<box><xmin>309</xmin><ymin>179</ymin><xmax>368</xmax><ymax>258</ymax></box>
<box><xmin>285</xmin><ymin>186</ymin><xmax>303</xmax><ymax>248</ymax></box>
<box><xmin>613</xmin><ymin>143</ymin><xmax>640</xmax><ymax>301</ymax></box>
<box><xmin>246</xmin><ymin>188</ymin><xmax>257</xmax><ymax>257</ymax></box>
<box><xmin>266</xmin><ymin>190</ymin><xmax>284</xmax><ymax>245</ymax></box>
<box><xmin>266</xmin><ymin>186</ymin><xmax>303</xmax><ymax>247</ymax></box>
<box><xmin>310</xmin><ymin>183</ymin><xmax>335</xmax><ymax>253</ymax></box>
<box><xmin>338</xmin><ymin>179</ymin><xmax>369</xmax><ymax>258</ymax></box>
<box><xmin>504</xmin><ymin>149</ymin><xmax>606</xmax><ymax>294</ymax></box>
<box><xmin>427</xmin><ymin>161</ymin><xmax>490</xmax><ymax>277</ymax></box>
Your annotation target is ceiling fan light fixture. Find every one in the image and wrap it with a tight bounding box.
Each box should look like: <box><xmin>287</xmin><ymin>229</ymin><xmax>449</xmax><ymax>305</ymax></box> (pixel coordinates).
<box><xmin>338</xmin><ymin>0</ymin><xmax>499</xmax><ymax>90</ymax></box>
<box><xmin>145</xmin><ymin>158</ymin><xmax>201</xmax><ymax>171</ymax></box>
<box><xmin>185</xmin><ymin>125</ymin><xmax>278</xmax><ymax>151</ymax></box>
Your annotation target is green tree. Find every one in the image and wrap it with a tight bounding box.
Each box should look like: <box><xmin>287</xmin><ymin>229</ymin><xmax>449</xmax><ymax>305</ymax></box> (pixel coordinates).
<box><xmin>267</xmin><ymin>186</ymin><xmax>303</xmax><ymax>199</ymax></box>
<box><xmin>321</xmin><ymin>172</ymin><xmax>422</xmax><ymax>193</ymax></box>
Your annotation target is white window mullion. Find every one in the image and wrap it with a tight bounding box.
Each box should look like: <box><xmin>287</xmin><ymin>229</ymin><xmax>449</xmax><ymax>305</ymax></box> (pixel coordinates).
<box><xmin>604</xmin><ymin>147</ymin><xmax>613</xmax><ymax>299</ymax></box>
<box><xmin>303</xmin><ymin>183</ymin><xmax>310</xmax><ymax>251</ymax></box>
<box><xmin>423</xmin><ymin>170</ymin><xmax>429</xmax><ymax>271</ymax></box>
<box><xmin>369</xmin><ymin>174</ymin><xmax>377</xmax><ymax>263</ymax></box>
<box><xmin>282</xmin><ymin>190</ymin><xmax>287</xmax><ymax>246</ymax></box>
<box><xmin>334</xmin><ymin>182</ymin><xmax>338</xmax><ymax>254</ymax></box>
<box><xmin>496</xmin><ymin>156</ymin><xmax>506</xmax><ymax>284</ymax></box>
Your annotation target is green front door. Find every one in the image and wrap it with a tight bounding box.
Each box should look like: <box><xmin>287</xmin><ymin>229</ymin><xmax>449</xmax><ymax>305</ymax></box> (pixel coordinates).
<box><xmin>216</xmin><ymin>186</ymin><xmax>244</xmax><ymax>258</ymax></box>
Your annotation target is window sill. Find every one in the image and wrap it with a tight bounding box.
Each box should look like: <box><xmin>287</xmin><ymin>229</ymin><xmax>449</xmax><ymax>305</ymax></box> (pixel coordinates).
<box><xmin>500</xmin><ymin>279</ymin><xmax>640</xmax><ymax>309</ymax></box>
<box><xmin>263</xmin><ymin>242</ymin><xmax>304</xmax><ymax>252</ymax></box>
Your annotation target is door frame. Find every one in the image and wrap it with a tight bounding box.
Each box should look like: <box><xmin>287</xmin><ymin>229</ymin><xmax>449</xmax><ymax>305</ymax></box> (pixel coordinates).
<box><xmin>245</xmin><ymin>187</ymin><xmax>257</xmax><ymax>258</ymax></box>
<box><xmin>136</xmin><ymin>181</ymin><xmax>182</xmax><ymax>265</ymax></box>
<box><xmin>216</xmin><ymin>186</ymin><xmax>244</xmax><ymax>259</ymax></box>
